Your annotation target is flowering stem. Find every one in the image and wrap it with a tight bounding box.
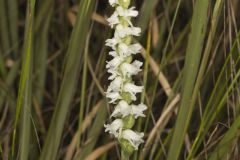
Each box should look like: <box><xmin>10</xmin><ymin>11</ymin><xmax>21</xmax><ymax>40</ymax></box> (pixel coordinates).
<box><xmin>104</xmin><ymin>0</ymin><xmax>147</xmax><ymax>158</ymax></box>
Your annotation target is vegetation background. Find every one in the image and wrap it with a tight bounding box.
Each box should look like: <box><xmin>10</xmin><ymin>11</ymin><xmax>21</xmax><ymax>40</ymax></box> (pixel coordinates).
<box><xmin>0</xmin><ymin>0</ymin><xmax>240</xmax><ymax>159</ymax></box>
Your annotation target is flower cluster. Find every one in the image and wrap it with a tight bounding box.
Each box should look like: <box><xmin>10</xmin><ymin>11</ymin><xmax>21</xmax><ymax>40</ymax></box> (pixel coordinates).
<box><xmin>104</xmin><ymin>0</ymin><xmax>147</xmax><ymax>154</ymax></box>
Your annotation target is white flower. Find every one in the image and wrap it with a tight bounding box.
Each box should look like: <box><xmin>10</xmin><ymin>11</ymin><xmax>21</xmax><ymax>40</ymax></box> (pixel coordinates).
<box><xmin>118</xmin><ymin>43</ymin><xmax>142</xmax><ymax>57</ymax></box>
<box><xmin>106</xmin><ymin>56</ymin><xmax>124</xmax><ymax>69</ymax></box>
<box><xmin>104</xmin><ymin>119</ymin><xmax>123</xmax><ymax>137</ymax></box>
<box><xmin>115</xmin><ymin>24</ymin><xmax>141</xmax><ymax>38</ymax></box>
<box><xmin>122</xmin><ymin>129</ymin><xmax>144</xmax><ymax>150</ymax></box>
<box><xmin>106</xmin><ymin>37</ymin><xmax>121</xmax><ymax>50</ymax></box>
<box><xmin>111</xmin><ymin>100</ymin><xmax>131</xmax><ymax>117</ymax></box>
<box><xmin>109</xmin><ymin>51</ymin><xmax>118</xmax><ymax>57</ymax></box>
<box><xmin>109</xmin><ymin>0</ymin><xmax>119</xmax><ymax>6</ymax></box>
<box><xmin>131</xmin><ymin>103</ymin><xmax>147</xmax><ymax>118</ymax></box>
<box><xmin>123</xmin><ymin>83</ymin><xmax>143</xmax><ymax>101</ymax></box>
<box><xmin>107</xmin><ymin>12</ymin><xmax>120</xmax><ymax>28</ymax></box>
<box><xmin>116</xmin><ymin>6</ymin><xmax>138</xmax><ymax>18</ymax></box>
<box><xmin>107</xmin><ymin>76</ymin><xmax>123</xmax><ymax>93</ymax></box>
<box><xmin>128</xmin><ymin>43</ymin><xmax>142</xmax><ymax>54</ymax></box>
<box><xmin>120</xmin><ymin>60</ymin><xmax>142</xmax><ymax>78</ymax></box>
<box><xmin>107</xmin><ymin>67</ymin><xmax>120</xmax><ymax>80</ymax></box>
<box><xmin>106</xmin><ymin>91</ymin><xmax>122</xmax><ymax>103</ymax></box>
<box><xmin>111</xmin><ymin>101</ymin><xmax>147</xmax><ymax>118</ymax></box>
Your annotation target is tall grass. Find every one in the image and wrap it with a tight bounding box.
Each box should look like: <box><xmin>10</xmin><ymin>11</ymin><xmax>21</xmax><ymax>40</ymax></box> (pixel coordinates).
<box><xmin>0</xmin><ymin>0</ymin><xmax>240</xmax><ymax>159</ymax></box>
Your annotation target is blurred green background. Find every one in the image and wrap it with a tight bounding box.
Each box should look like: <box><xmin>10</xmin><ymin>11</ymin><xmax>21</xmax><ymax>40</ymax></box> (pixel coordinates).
<box><xmin>0</xmin><ymin>0</ymin><xmax>240</xmax><ymax>159</ymax></box>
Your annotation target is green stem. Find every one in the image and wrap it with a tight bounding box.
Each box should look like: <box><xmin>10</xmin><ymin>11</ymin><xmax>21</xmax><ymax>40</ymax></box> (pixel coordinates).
<box><xmin>121</xmin><ymin>150</ymin><xmax>130</xmax><ymax>160</ymax></box>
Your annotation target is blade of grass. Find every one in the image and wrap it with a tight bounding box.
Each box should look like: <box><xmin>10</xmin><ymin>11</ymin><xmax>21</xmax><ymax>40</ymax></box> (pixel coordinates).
<box><xmin>6</xmin><ymin>0</ymin><xmax>19</xmax><ymax>57</ymax></box>
<box><xmin>141</xmin><ymin>22</ymin><xmax>151</xmax><ymax>103</ymax></box>
<box><xmin>39</xmin><ymin>1</ymin><xmax>96</xmax><ymax>159</ymax></box>
<box><xmin>137</xmin><ymin>22</ymin><xmax>151</xmax><ymax>132</ymax></box>
<box><xmin>0</xmin><ymin>61</ymin><xmax>19</xmax><ymax>112</ymax></box>
<box><xmin>77</xmin><ymin>27</ymin><xmax>92</xmax><ymax>148</ymax></box>
<box><xmin>35</xmin><ymin>0</ymin><xmax>54</xmax><ymax>32</ymax></box>
<box><xmin>33</xmin><ymin>0</ymin><xmax>53</xmax><ymax>105</ymax></box>
<box><xmin>208</xmin><ymin>116</ymin><xmax>240</xmax><ymax>160</ymax></box>
<box><xmin>0</xmin><ymin>50</ymin><xmax>6</xmax><ymax>77</ymax></box>
<box><xmin>137</xmin><ymin>0</ymin><xmax>158</xmax><ymax>33</ymax></box>
<box><xmin>12</xmin><ymin>0</ymin><xmax>35</xmax><ymax>159</ymax></box>
<box><xmin>167</xmin><ymin>0</ymin><xmax>210</xmax><ymax>159</ymax></box>
<box><xmin>0</xmin><ymin>0</ymin><xmax>10</xmax><ymax>54</ymax></box>
<box><xmin>0</xmin><ymin>143</ymin><xmax>2</xmax><ymax>157</ymax></box>
<box><xmin>134</xmin><ymin>21</ymin><xmax>152</xmax><ymax>160</ymax></box>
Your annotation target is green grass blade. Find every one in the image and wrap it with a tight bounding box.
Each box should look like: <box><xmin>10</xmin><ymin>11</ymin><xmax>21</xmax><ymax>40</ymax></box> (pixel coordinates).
<box><xmin>35</xmin><ymin>0</ymin><xmax>54</xmax><ymax>33</ymax></box>
<box><xmin>0</xmin><ymin>49</ymin><xmax>6</xmax><ymax>77</ymax></box>
<box><xmin>33</xmin><ymin>0</ymin><xmax>53</xmax><ymax>105</ymax></box>
<box><xmin>77</xmin><ymin>32</ymin><xmax>90</xmax><ymax>147</ymax></box>
<box><xmin>208</xmin><ymin>116</ymin><xmax>240</xmax><ymax>160</ymax></box>
<box><xmin>6</xmin><ymin>0</ymin><xmax>19</xmax><ymax>57</ymax></box>
<box><xmin>12</xmin><ymin>0</ymin><xmax>35</xmax><ymax>159</ymax></box>
<box><xmin>39</xmin><ymin>1</ymin><xmax>96</xmax><ymax>160</ymax></box>
<box><xmin>137</xmin><ymin>0</ymin><xmax>158</xmax><ymax>33</ymax></box>
<box><xmin>0</xmin><ymin>61</ymin><xmax>19</xmax><ymax>112</ymax></box>
<box><xmin>167</xmin><ymin>0</ymin><xmax>210</xmax><ymax>159</ymax></box>
<box><xmin>0</xmin><ymin>0</ymin><xmax>10</xmax><ymax>54</ymax></box>
<box><xmin>0</xmin><ymin>143</ymin><xmax>2</xmax><ymax>157</ymax></box>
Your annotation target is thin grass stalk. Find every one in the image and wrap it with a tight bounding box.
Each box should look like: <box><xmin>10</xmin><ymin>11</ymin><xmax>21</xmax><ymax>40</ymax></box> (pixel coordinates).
<box><xmin>167</xmin><ymin>0</ymin><xmax>210</xmax><ymax>159</ymax></box>
<box><xmin>39</xmin><ymin>1</ymin><xmax>96</xmax><ymax>159</ymax></box>
<box><xmin>153</xmin><ymin>0</ymin><xmax>174</xmax><ymax>55</ymax></box>
<box><xmin>12</xmin><ymin>0</ymin><xmax>35</xmax><ymax>159</ymax></box>
<box><xmin>161</xmin><ymin>0</ymin><xmax>181</xmax><ymax>66</ymax></box>
<box><xmin>141</xmin><ymin>24</ymin><xmax>152</xmax><ymax>133</ymax></box>
<box><xmin>77</xmin><ymin>31</ymin><xmax>91</xmax><ymax>148</ymax></box>
<box><xmin>137</xmin><ymin>21</ymin><xmax>151</xmax><ymax>131</ymax></box>
<box><xmin>165</xmin><ymin>22</ymin><xmax>190</xmax><ymax>66</ymax></box>
<box><xmin>134</xmin><ymin>21</ymin><xmax>152</xmax><ymax>160</ymax></box>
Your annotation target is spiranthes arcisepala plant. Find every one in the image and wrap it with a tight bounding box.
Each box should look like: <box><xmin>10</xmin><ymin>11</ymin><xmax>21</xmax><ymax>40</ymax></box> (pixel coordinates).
<box><xmin>104</xmin><ymin>0</ymin><xmax>147</xmax><ymax>159</ymax></box>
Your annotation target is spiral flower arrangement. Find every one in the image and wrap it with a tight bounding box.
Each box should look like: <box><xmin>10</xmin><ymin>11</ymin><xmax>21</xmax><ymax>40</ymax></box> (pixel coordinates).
<box><xmin>104</xmin><ymin>0</ymin><xmax>147</xmax><ymax>158</ymax></box>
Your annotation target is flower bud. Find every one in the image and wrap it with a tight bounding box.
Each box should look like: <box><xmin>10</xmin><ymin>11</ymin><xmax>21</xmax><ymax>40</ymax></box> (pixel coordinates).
<box><xmin>123</xmin><ymin>115</ymin><xmax>135</xmax><ymax>129</ymax></box>
<box><xmin>118</xmin><ymin>138</ymin><xmax>135</xmax><ymax>156</ymax></box>
<box><xmin>121</xmin><ymin>92</ymin><xmax>132</xmax><ymax>104</ymax></box>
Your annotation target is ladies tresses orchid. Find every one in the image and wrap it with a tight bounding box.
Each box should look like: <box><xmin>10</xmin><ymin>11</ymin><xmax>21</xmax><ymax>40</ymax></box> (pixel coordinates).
<box><xmin>104</xmin><ymin>0</ymin><xmax>147</xmax><ymax>157</ymax></box>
